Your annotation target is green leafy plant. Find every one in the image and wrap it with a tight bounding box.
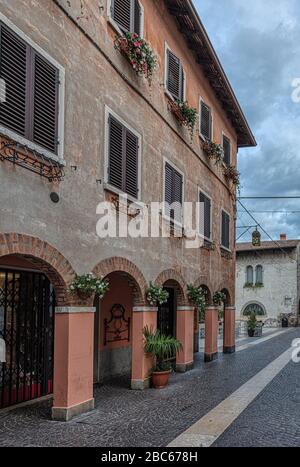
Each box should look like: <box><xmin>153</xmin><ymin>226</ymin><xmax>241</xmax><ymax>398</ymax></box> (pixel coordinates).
<box><xmin>202</xmin><ymin>141</ymin><xmax>224</xmax><ymax>164</ymax></box>
<box><xmin>146</xmin><ymin>282</ymin><xmax>169</xmax><ymax>306</ymax></box>
<box><xmin>169</xmin><ymin>100</ymin><xmax>198</xmax><ymax>135</ymax></box>
<box><xmin>247</xmin><ymin>311</ymin><xmax>258</xmax><ymax>331</ymax></box>
<box><xmin>223</xmin><ymin>164</ymin><xmax>240</xmax><ymax>189</ymax></box>
<box><xmin>114</xmin><ymin>32</ymin><xmax>157</xmax><ymax>83</ymax></box>
<box><xmin>213</xmin><ymin>291</ymin><xmax>227</xmax><ymax>306</ymax></box>
<box><xmin>187</xmin><ymin>284</ymin><xmax>207</xmax><ymax>321</ymax></box>
<box><xmin>69</xmin><ymin>273</ymin><xmax>109</xmax><ymax>298</ymax></box>
<box><xmin>143</xmin><ymin>326</ymin><xmax>183</xmax><ymax>372</ymax></box>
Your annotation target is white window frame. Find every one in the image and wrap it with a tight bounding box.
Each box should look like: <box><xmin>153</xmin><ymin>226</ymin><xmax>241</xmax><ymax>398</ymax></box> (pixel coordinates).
<box><xmin>199</xmin><ymin>97</ymin><xmax>213</xmax><ymax>142</ymax></box>
<box><xmin>104</xmin><ymin>105</ymin><xmax>142</xmax><ymax>202</ymax></box>
<box><xmin>162</xmin><ymin>156</ymin><xmax>185</xmax><ymax>228</ymax></box>
<box><xmin>198</xmin><ymin>188</ymin><xmax>213</xmax><ymax>242</ymax></box>
<box><xmin>164</xmin><ymin>42</ymin><xmax>186</xmax><ymax>102</ymax></box>
<box><xmin>222</xmin><ymin>131</ymin><xmax>231</xmax><ymax>166</ymax></box>
<box><xmin>0</xmin><ymin>13</ymin><xmax>65</xmax><ymax>164</ymax></box>
<box><xmin>220</xmin><ymin>208</ymin><xmax>231</xmax><ymax>251</ymax></box>
<box><xmin>107</xmin><ymin>0</ymin><xmax>144</xmax><ymax>38</ymax></box>
<box><xmin>255</xmin><ymin>264</ymin><xmax>264</xmax><ymax>284</ymax></box>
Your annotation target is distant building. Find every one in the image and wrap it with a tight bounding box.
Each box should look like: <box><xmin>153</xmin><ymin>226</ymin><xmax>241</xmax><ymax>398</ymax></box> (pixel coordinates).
<box><xmin>236</xmin><ymin>234</ymin><xmax>300</xmax><ymax>327</ymax></box>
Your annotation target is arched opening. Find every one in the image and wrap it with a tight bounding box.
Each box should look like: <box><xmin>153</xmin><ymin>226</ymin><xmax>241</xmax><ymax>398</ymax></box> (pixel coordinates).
<box><xmin>0</xmin><ymin>253</ymin><xmax>67</xmax><ymax>408</ymax></box>
<box><xmin>197</xmin><ymin>284</ymin><xmax>212</xmax><ymax>354</ymax></box>
<box><xmin>220</xmin><ymin>288</ymin><xmax>230</xmax><ymax>349</ymax></box>
<box><xmin>157</xmin><ymin>280</ymin><xmax>179</xmax><ymax>338</ymax></box>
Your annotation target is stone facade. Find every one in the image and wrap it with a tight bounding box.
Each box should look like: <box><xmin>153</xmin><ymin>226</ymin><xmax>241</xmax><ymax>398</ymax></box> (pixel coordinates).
<box><xmin>0</xmin><ymin>0</ymin><xmax>255</xmax><ymax>419</ymax></box>
<box><xmin>236</xmin><ymin>240</ymin><xmax>300</xmax><ymax>325</ymax></box>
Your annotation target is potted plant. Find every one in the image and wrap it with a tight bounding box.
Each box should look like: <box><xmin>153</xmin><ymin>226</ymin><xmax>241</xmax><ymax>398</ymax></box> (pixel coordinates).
<box><xmin>146</xmin><ymin>282</ymin><xmax>169</xmax><ymax>306</ymax></box>
<box><xmin>247</xmin><ymin>311</ymin><xmax>257</xmax><ymax>337</ymax></box>
<box><xmin>114</xmin><ymin>32</ymin><xmax>157</xmax><ymax>84</ymax></box>
<box><xmin>223</xmin><ymin>164</ymin><xmax>240</xmax><ymax>189</ymax></box>
<box><xmin>187</xmin><ymin>284</ymin><xmax>206</xmax><ymax>322</ymax></box>
<box><xmin>213</xmin><ymin>291</ymin><xmax>227</xmax><ymax>306</ymax></box>
<box><xmin>143</xmin><ymin>326</ymin><xmax>183</xmax><ymax>389</ymax></box>
<box><xmin>168</xmin><ymin>100</ymin><xmax>198</xmax><ymax>136</ymax></box>
<box><xmin>69</xmin><ymin>273</ymin><xmax>109</xmax><ymax>299</ymax></box>
<box><xmin>202</xmin><ymin>141</ymin><xmax>224</xmax><ymax>164</ymax></box>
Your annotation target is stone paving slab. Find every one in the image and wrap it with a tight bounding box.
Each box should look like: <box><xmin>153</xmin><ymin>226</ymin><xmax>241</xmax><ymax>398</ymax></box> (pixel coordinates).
<box><xmin>0</xmin><ymin>328</ymin><xmax>299</xmax><ymax>447</ymax></box>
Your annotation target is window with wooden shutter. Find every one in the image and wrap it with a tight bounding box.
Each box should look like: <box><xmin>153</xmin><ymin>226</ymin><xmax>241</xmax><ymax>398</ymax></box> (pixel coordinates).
<box><xmin>0</xmin><ymin>22</ymin><xmax>60</xmax><ymax>156</ymax></box>
<box><xmin>200</xmin><ymin>100</ymin><xmax>212</xmax><ymax>140</ymax></box>
<box><xmin>166</xmin><ymin>49</ymin><xmax>184</xmax><ymax>101</ymax></box>
<box><xmin>223</xmin><ymin>134</ymin><xmax>231</xmax><ymax>165</ymax></box>
<box><xmin>112</xmin><ymin>0</ymin><xmax>142</xmax><ymax>35</ymax></box>
<box><xmin>199</xmin><ymin>191</ymin><xmax>211</xmax><ymax>240</ymax></box>
<box><xmin>221</xmin><ymin>210</ymin><xmax>230</xmax><ymax>249</ymax></box>
<box><xmin>164</xmin><ymin>162</ymin><xmax>183</xmax><ymax>224</ymax></box>
<box><xmin>108</xmin><ymin>114</ymin><xmax>139</xmax><ymax>199</ymax></box>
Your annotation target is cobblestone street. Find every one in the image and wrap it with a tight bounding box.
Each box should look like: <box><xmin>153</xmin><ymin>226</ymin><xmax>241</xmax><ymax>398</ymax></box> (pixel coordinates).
<box><xmin>0</xmin><ymin>328</ymin><xmax>299</xmax><ymax>447</ymax></box>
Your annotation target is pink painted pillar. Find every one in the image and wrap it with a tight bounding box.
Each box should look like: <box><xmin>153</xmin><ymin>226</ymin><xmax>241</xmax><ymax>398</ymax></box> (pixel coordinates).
<box><xmin>223</xmin><ymin>306</ymin><xmax>236</xmax><ymax>354</ymax></box>
<box><xmin>131</xmin><ymin>306</ymin><xmax>157</xmax><ymax>390</ymax></box>
<box><xmin>204</xmin><ymin>306</ymin><xmax>219</xmax><ymax>362</ymax></box>
<box><xmin>176</xmin><ymin>306</ymin><xmax>194</xmax><ymax>372</ymax></box>
<box><xmin>52</xmin><ymin>307</ymin><xmax>95</xmax><ymax>421</ymax></box>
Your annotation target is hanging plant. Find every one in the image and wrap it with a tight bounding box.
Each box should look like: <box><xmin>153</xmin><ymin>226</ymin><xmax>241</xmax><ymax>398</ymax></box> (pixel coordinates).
<box><xmin>187</xmin><ymin>284</ymin><xmax>207</xmax><ymax>321</ymax></box>
<box><xmin>168</xmin><ymin>99</ymin><xmax>198</xmax><ymax>136</ymax></box>
<box><xmin>202</xmin><ymin>141</ymin><xmax>224</xmax><ymax>164</ymax></box>
<box><xmin>114</xmin><ymin>33</ymin><xmax>157</xmax><ymax>84</ymax></box>
<box><xmin>213</xmin><ymin>291</ymin><xmax>227</xmax><ymax>306</ymax></box>
<box><xmin>146</xmin><ymin>282</ymin><xmax>169</xmax><ymax>306</ymax></box>
<box><xmin>223</xmin><ymin>164</ymin><xmax>240</xmax><ymax>188</ymax></box>
<box><xmin>69</xmin><ymin>273</ymin><xmax>109</xmax><ymax>299</ymax></box>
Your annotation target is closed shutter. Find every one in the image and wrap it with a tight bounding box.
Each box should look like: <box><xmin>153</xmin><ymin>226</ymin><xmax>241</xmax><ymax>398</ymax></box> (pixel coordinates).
<box><xmin>223</xmin><ymin>135</ymin><xmax>231</xmax><ymax>165</ymax></box>
<box><xmin>33</xmin><ymin>53</ymin><xmax>58</xmax><ymax>153</ymax></box>
<box><xmin>165</xmin><ymin>162</ymin><xmax>183</xmax><ymax>223</ymax></box>
<box><xmin>200</xmin><ymin>192</ymin><xmax>211</xmax><ymax>239</ymax></box>
<box><xmin>108</xmin><ymin>114</ymin><xmax>139</xmax><ymax>198</ymax></box>
<box><xmin>112</xmin><ymin>0</ymin><xmax>131</xmax><ymax>32</ymax></box>
<box><xmin>0</xmin><ymin>24</ymin><xmax>27</xmax><ymax>137</ymax></box>
<box><xmin>125</xmin><ymin>127</ymin><xmax>138</xmax><ymax>198</ymax></box>
<box><xmin>108</xmin><ymin>116</ymin><xmax>123</xmax><ymax>191</ymax></box>
<box><xmin>221</xmin><ymin>211</ymin><xmax>230</xmax><ymax>249</ymax></box>
<box><xmin>167</xmin><ymin>49</ymin><xmax>184</xmax><ymax>101</ymax></box>
<box><xmin>133</xmin><ymin>0</ymin><xmax>141</xmax><ymax>36</ymax></box>
<box><xmin>200</xmin><ymin>101</ymin><xmax>212</xmax><ymax>140</ymax></box>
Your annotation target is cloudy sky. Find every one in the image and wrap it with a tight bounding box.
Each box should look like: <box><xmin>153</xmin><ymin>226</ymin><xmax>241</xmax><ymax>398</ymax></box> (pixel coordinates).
<box><xmin>195</xmin><ymin>0</ymin><xmax>300</xmax><ymax>241</ymax></box>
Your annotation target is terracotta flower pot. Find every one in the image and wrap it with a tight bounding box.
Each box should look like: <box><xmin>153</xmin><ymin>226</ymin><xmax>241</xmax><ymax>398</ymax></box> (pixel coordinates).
<box><xmin>152</xmin><ymin>370</ymin><xmax>171</xmax><ymax>389</ymax></box>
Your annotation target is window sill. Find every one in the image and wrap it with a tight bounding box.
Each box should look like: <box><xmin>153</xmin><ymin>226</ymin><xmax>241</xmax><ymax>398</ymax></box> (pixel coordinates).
<box><xmin>220</xmin><ymin>246</ymin><xmax>233</xmax><ymax>259</ymax></box>
<box><xmin>103</xmin><ymin>182</ymin><xmax>140</xmax><ymax>204</ymax></box>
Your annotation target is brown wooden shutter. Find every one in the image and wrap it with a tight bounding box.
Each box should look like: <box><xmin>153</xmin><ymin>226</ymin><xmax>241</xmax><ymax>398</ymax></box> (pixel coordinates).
<box><xmin>165</xmin><ymin>162</ymin><xmax>183</xmax><ymax>222</ymax></box>
<box><xmin>201</xmin><ymin>101</ymin><xmax>212</xmax><ymax>140</ymax></box>
<box><xmin>179</xmin><ymin>65</ymin><xmax>184</xmax><ymax>101</ymax></box>
<box><xmin>223</xmin><ymin>135</ymin><xmax>231</xmax><ymax>165</ymax></box>
<box><xmin>133</xmin><ymin>0</ymin><xmax>141</xmax><ymax>36</ymax></box>
<box><xmin>167</xmin><ymin>50</ymin><xmax>181</xmax><ymax>101</ymax></box>
<box><xmin>0</xmin><ymin>24</ymin><xmax>27</xmax><ymax>137</ymax></box>
<box><xmin>200</xmin><ymin>192</ymin><xmax>211</xmax><ymax>239</ymax></box>
<box><xmin>125</xmin><ymin>127</ymin><xmax>138</xmax><ymax>198</ymax></box>
<box><xmin>33</xmin><ymin>53</ymin><xmax>59</xmax><ymax>154</ymax></box>
<box><xmin>108</xmin><ymin>116</ymin><xmax>123</xmax><ymax>191</ymax></box>
<box><xmin>222</xmin><ymin>211</ymin><xmax>230</xmax><ymax>249</ymax></box>
<box><xmin>112</xmin><ymin>0</ymin><xmax>131</xmax><ymax>32</ymax></box>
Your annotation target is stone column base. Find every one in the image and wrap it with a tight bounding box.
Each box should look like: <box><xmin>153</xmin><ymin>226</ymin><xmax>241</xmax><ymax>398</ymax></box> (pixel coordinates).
<box><xmin>131</xmin><ymin>377</ymin><xmax>150</xmax><ymax>390</ymax></box>
<box><xmin>204</xmin><ymin>352</ymin><xmax>218</xmax><ymax>363</ymax></box>
<box><xmin>223</xmin><ymin>345</ymin><xmax>236</xmax><ymax>354</ymax></box>
<box><xmin>52</xmin><ymin>398</ymin><xmax>94</xmax><ymax>422</ymax></box>
<box><xmin>176</xmin><ymin>361</ymin><xmax>194</xmax><ymax>373</ymax></box>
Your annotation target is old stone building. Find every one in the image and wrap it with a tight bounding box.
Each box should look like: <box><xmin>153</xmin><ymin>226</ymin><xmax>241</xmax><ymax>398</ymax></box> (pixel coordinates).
<box><xmin>236</xmin><ymin>235</ymin><xmax>300</xmax><ymax>326</ymax></box>
<box><xmin>0</xmin><ymin>0</ymin><xmax>255</xmax><ymax>420</ymax></box>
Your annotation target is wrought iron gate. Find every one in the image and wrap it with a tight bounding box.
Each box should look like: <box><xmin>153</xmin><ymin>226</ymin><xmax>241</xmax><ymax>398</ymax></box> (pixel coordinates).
<box><xmin>0</xmin><ymin>269</ymin><xmax>55</xmax><ymax>408</ymax></box>
<box><xmin>157</xmin><ymin>288</ymin><xmax>176</xmax><ymax>337</ymax></box>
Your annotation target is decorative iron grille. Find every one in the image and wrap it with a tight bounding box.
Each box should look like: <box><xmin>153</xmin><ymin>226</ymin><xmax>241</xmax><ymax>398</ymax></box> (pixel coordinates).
<box><xmin>104</xmin><ymin>304</ymin><xmax>130</xmax><ymax>346</ymax></box>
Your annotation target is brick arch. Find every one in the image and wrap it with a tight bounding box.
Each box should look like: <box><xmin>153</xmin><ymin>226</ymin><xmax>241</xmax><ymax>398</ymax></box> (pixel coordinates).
<box><xmin>154</xmin><ymin>269</ymin><xmax>187</xmax><ymax>306</ymax></box>
<box><xmin>92</xmin><ymin>257</ymin><xmax>147</xmax><ymax>306</ymax></box>
<box><xmin>193</xmin><ymin>277</ymin><xmax>213</xmax><ymax>305</ymax></box>
<box><xmin>0</xmin><ymin>233</ymin><xmax>76</xmax><ymax>306</ymax></box>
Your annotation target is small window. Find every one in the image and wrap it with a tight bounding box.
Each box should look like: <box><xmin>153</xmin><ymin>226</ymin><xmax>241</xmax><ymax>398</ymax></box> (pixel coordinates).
<box><xmin>0</xmin><ymin>22</ymin><xmax>60</xmax><ymax>155</ymax></box>
<box><xmin>199</xmin><ymin>191</ymin><xmax>212</xmax><ymax>240</ymax></box>
<box><xmin>221</xmin><ymin>210</ymin><xmax>230</xmax><ymax>249</ymax></box>
<box><xmin>111</xmin><ymin>0</ymin><xmax>142</xmax><ymax>35</ymax></box>
<box><xmin>164</xmin><ymin>162</ymin><xmax>183</xmax><ymax>224</ymax></box>
<box><xmin>166</xmin><ymin>48</ymin><xmax>184</xmax><ymax>101</ymax></box>
<box><xmin>246</xmin><ymin>266</ymin><xmax>253</xmax><ymax>285</ymax></box>
<box><xmin>222</xmin><ymin>134</ymin><xmax>231</xmax><ymax>165</ymax></box>
<box><xmin>255</xmin><ymin>265</ymin><xmax>263</xmax><ymax>285</ymax></box>
<box><xmin>107</xmin><ymin>113</ymin><xmax>139</xmax><ymax>199</ymax></box>
<box><xmin>200</xmin><ymin>100</ymin><xmax>212</xmax><ymax>141</ymax></box>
